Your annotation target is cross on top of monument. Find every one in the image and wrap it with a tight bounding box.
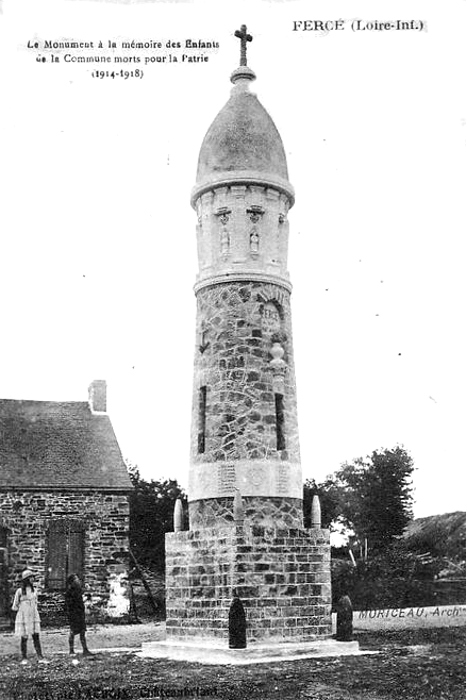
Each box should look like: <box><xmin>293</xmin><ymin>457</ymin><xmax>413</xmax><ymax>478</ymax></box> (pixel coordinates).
<box><xmin>234</xmin><ymin>24</ymin><xmax>252</xmax><ymax>66</ymax></box>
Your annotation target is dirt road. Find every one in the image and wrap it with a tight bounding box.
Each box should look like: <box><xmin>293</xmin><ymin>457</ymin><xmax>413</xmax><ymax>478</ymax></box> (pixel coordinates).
<box><xmin>0</xmin><ymin>621</ymin><xmax>163</xmax><ymax>657</ymax></box>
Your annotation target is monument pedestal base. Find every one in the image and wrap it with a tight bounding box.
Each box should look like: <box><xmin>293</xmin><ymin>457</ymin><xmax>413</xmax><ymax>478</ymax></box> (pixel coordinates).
<box><xmin>138</xmin><ymin>638</ymin><xmax>363</xmax><ymax>665</ymax></box>
<box><xmin>165</xmin><ymin>524</ymin><xmax>332</xmax><ymax>644</ymax></box>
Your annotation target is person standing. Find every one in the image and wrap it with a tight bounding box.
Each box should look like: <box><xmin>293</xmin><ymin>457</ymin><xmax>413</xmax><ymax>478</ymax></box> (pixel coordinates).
<box><xmin>65</xmin><ymin>574</ymin><xmax>92</xmax><ymax>656</ymax></box>
<box><xmin>11</xmin><ymin>569</ymin><xmax>47</xmax><ymax>664</ymax></box>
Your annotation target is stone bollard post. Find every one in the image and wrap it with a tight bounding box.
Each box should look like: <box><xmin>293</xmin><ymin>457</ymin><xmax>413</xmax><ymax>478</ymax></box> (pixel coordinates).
<box><xmin>335</xmin><ymin>595</ymin><xmax>353</xmax><ymax>641</ymax></box>
<box><xmin>228</xmin><ymin>593</ymin><xmax>247</xmax><ymax>649</ymax></box>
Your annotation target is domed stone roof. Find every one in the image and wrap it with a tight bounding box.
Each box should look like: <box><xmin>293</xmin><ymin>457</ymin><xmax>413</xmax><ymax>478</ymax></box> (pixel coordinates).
<box><xmin>192</xmin><ymin>68</ymin><xmax>294</xmax><ymax>206</ymax></box>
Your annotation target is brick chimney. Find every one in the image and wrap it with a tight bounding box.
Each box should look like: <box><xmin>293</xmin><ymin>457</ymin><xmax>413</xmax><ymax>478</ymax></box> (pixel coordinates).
<box><xmin>88</xmin><ymin>380</ymin><xmax>107</xmax><ymax>413</ymax></box>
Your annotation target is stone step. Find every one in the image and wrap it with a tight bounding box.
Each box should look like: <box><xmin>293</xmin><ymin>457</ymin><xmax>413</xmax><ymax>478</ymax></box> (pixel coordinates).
<box><xmin>138</xmin><ymin>638</ymin><xmax>368</xmax><ymax>665</ymax></box>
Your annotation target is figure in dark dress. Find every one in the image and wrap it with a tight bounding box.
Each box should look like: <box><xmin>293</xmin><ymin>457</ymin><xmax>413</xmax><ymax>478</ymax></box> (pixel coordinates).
<box><xmin>65</xmin><ymin>574</ymin><xmax>92</xmax><ymax>656</ymax></box>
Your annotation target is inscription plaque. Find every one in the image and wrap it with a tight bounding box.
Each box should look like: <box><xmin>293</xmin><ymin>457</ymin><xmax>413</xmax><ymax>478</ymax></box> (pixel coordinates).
<box><xmin>261</xmin><ymin>301</ymin><xmax>281</xmax><ymax>339</ymax></box>
<box><xmin>218</xmin><ymin>463</ymin><xmax>237</xmax><ymax>494</ymax></box>
<box><xmin>276</xmin><ymin>464</ymin><xmax>289</xmax><ymax>494</ymax></box>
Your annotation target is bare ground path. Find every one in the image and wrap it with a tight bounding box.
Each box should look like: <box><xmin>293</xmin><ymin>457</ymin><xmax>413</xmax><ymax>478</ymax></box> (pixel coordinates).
<box><xmin>0</xmin><ymin>621</ymin><xmax>164</xmax><ymax>656</ymax></box>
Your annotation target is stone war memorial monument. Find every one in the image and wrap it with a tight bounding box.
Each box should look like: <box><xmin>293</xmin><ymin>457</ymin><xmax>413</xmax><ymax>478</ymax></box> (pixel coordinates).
<box><xmin>142</xmin><ymin>26</ymin><xmax>359</xmax><ymax>662</ymax></box>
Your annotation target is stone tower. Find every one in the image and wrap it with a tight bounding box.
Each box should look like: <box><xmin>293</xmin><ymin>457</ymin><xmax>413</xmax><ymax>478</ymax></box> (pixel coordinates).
<box><xmin>165</xmin><ymin>27</ymin><xmax>332</xmax><ymax>645</ymax></box>
<box><xmin>188</xmin><ymin>52</ymin><xmax>301</xmax><ymax>533</ymax></box>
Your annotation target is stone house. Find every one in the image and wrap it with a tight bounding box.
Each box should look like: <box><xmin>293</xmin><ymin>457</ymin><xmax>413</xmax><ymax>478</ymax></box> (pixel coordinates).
<box><xmin>0</xmin><ymin>380</ymin><xmax>132</xmax><ymax>627</ymax></box>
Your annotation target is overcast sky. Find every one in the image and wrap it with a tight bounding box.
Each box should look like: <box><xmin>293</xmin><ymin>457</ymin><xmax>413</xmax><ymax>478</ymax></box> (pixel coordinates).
<box><xmin>1</xmin><ymin>0</ymin><xmax>465</xmax><ymax>519</ymax></box>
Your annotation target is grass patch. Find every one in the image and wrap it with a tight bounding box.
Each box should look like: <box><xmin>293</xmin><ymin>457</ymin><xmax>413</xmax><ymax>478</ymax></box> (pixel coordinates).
<box><xmin>0</xmin><ymin>628</ymin><xmax>464</xmax><ymax>700</ymax></box>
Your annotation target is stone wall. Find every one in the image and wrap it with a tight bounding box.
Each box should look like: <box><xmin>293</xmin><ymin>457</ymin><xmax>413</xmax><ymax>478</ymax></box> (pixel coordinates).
<box><xmin>189</xmin><ymin>280</ymin><xmax>302</xmax><ymax>528</ymax></box>
<box><xmin>189</xmin><ymin>496</ymin><xmax>303</xmax><ymax>530</ymax></box>
<box><xmin>194</xmin><ymin>185</ymin><xmax>291</xmax><ymax>286</ymax></box>
<box><xmin>165</xmin><ymin>524</ymin><xmax>332</xmax><ymax>643</ymax></box>
<box><xmin>0</xmin><ymin>490</ymin><xmax>130</xmax><ymax>624</ymax></box>
<box><xmin>192</xmin><ymin>280</ymin><xmax>299</xmax><ymax>465</ymax></box>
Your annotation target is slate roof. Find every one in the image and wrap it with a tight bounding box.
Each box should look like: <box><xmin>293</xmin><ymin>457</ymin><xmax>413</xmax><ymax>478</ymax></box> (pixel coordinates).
<box><xmin>0</xmin><ymin>400</ymin><xmax>132</xmax><ymax>491</ymax></box>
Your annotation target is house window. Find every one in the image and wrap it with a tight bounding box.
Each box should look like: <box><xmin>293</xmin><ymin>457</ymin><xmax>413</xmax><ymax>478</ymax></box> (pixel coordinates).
<box><xmin>46</xmin><ymin>519</ymin><xmax>85</xmax><ymax>590</ymax></box>
<box><xmin>198</xmin><ymin>386</ymin><xmax>207</xmax><ymax>454</ymax></box>
<box><xmin>275</xmin><ymin>393</ymin><xmax>286</xmax><ymax>451</ymax></box>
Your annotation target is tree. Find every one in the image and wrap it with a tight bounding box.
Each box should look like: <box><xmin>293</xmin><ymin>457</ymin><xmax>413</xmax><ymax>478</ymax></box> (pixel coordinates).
<box><xmin>305</xmin><ymin>446</ymin><xmax>415</xmax><ymax>552</ymax></box>
<box><xmin>128</xmin><ymin>465</ymin><xmax>187</xmax><ymax>573</ymax></box>
<box><xmin>337</xmin><ymin>446</ymin><xmax>415</xmax><ymax>551</ymax></box>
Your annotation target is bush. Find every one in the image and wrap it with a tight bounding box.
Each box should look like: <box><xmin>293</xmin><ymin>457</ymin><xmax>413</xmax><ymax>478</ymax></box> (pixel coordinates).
<box><xmin>331</xmin><ymin>545</ymin><xmax>454</xmax><ymax>609</ymax></box>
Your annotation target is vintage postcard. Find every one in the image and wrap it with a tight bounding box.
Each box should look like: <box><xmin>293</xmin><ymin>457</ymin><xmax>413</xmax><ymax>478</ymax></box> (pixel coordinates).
<box><xmin>1</xmin><ymin>0</ymin><xmax>465</xmax><ymax>698</ymax></box>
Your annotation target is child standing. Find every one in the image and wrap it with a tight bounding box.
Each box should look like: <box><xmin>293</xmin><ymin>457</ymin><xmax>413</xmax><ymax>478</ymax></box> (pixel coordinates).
<box><xmin>65</xmin><ymin>574</ymin><xmax>92</xmax><ymax>656</ymax></box>
<box><xmin>11</xmin><ymin>569</ymin><xmax>47</xmax><ymax>664</ymax></box>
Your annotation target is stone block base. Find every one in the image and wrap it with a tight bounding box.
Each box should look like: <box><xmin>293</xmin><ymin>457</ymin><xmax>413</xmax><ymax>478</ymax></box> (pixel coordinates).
<box><xmin>165</xmin><ymin>525</ymin><xmax>332</xmax><ymax>644</ymax></box>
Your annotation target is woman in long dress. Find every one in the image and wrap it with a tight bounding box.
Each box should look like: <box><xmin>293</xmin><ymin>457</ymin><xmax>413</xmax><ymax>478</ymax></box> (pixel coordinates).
<box><xmin>11</xmin><ymin>569</ymin><xmax>47</xmax><ymax>664</ymax></box>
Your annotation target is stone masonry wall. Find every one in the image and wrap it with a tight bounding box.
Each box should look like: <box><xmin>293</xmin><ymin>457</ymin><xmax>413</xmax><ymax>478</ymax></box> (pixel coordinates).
<box><xmin>189</xmin><ymin>496</ymin><xmax>303</xmax><ymax>530</ymax></box>
<box><xmin>192</xmin><ymin>280</ymin><xmax>299</xmax><ymax>465</ymax></box>
<box><xmin>0</xmin><ymin>490</ymin><xmax>130</xmax><ymax>624</ymax></box>
<box><xmin>189</xmin><ymin>280</ymin><xmax>303</xmax><ymax>528</ymax></box>
<box><xmin>194</xmin><ymin>185</ymin><xmax>291</xmax><ymax>285</ymax></box>
<box><xmin>165</xmin><ymin>525</ymin><xmax>331</xmax><ymax>643</ymax></box>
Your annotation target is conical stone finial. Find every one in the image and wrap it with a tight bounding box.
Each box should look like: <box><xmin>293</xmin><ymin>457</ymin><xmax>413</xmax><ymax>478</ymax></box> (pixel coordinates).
<box><xmin>173</xmin><ymin>498</ymin><xmax>183</xmax><ymax>532</ymax></box>
<box><xmin>311</xmin><ymin>495</ymin><xmax>321</xmax><ymax>529</ymax></box>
